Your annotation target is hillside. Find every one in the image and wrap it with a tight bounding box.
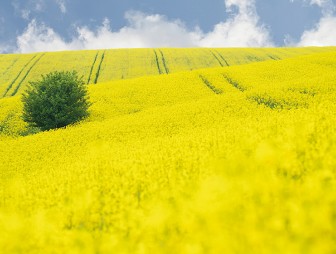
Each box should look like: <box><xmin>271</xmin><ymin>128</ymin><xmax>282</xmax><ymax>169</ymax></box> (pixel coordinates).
<box><xmin>1</xmin><ymin>49</ymin><xmax>336</xmax><ymax>253</ymax></box>
<box><xmin>0</xmin><ymin>47</ymin><xmax>335</xmax><ymax>98</ymax></box>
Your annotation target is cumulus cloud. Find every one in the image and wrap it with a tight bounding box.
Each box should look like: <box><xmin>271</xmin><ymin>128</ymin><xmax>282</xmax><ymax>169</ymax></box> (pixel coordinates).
<box><xmin>298</xmin><ymin>16</ymin><xmax>336</xmax><ymax>46</ymax></box>
<box><xmin>296</xmin><ymin>0</ymin><xmax>336</xmax><ymax>46</ymax></box>
<box><xmin>16</xmin><ymin>13</ymin><xmax>200</xmax><ymax>53</ymax></box>
<box><xmin>199</xmin><ymin>0</ymin><xmax>272</xmax><ymax>47</ymax></box>
<box><xmin>15</xmin><ymin>0</ymin><xmax>273</xmax><ymax>53</ymax></box>
<box><xmin>75</xmin><ymin>13</ymin><xmax>200</xmax><ymax>48</ymax></box>
<box><xmin>16</xmin><ymin>20</ymin><xmax>80</xmax><ymax>53</ymax></box>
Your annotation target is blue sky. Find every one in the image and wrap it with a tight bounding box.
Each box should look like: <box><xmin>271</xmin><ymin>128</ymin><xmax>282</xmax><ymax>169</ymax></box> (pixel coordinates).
<box><xmin>0</xmin><ymin>0</ymin><xmax>336</xmax><ymax>53</ymax></box>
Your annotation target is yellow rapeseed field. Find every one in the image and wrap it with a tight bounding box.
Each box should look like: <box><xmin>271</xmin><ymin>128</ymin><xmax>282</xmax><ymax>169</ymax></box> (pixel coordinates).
<box><xmin>0</xmin><ymin>47</ymin><xmax>335</xmax><ymax>97</ymax></box>
<box><xmin>0</xmin><ymin>48</ymin><xmax>336</xmax><ymax>253</ymax></box>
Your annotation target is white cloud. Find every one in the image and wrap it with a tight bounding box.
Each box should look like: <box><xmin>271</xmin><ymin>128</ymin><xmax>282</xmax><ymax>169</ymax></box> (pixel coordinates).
<box><xmin>199</xmin><ymin>0</ymin><xmax>272</xmax><ymax>47</ymax></box>
<box><xmin>16</xmin><ymin>20</ymin><xmax>80</xmax><ymax>53</ymax></box>
<box><xmin>76</xmin><ymin>12</ymin><xmax>200</xmax><ymax>48</ymax></box>
<box><xmin>16</xmin><ymin>13</ymin><xmax>200</xmax><ymax>53</ymax></box>
<box><xmin>298</xmin><ymin>16</ymin><xmax>336</xmax><ymax>46</ymax></box>
<box><xmin>15</xmin><ymin>0</ymin><xmax>273</xmax><ymax>53</ymax></box>
<box><xmin>296</xmin><ymin>0</ymin><xmax>336</xmax><ymax>46</ymax></box>
<box><xmin>55</xmin><ymin>0</ymin><xmax>66</xmax><ymax>14</ymax></box>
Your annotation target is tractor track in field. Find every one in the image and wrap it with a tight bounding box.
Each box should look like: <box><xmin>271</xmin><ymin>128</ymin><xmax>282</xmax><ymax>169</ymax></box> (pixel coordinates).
<box><xmin>209</xmin><ymin>50</ymin><xmax>224</xmax><ymax>67</ymax></box>
<box><xmin>159</xmin><ymin>50</ymin><xmax>169</xmax><ymax>74</ymax></box>
<box><xmin>87</xmin><ymin>51</ymin><xmax>99</xmax><ymax>84</ymax></box>
<box><xmin>268</xmin><ymin>54</ymin><xmax>280</xmax><ymax>60</ymax></box>
<box><xmin>3</xmin><ymin>55</ymin><xmax>38</xmax><ymax>97</ymax></box>
<box><xmin>223</xmin><ymin>75</ymin><xmax>246</xmax><ymax>92</ymax></box>
<box><xmin>214</xmin><ymin>50</ymin><xmax>230</xmax><ymax>66</ymax></box>
<box><xmin>199</xmin><ymin>75</ymin><xmax>222</xmax><ymax>94</ymax></box>
<box><xmin>248</xmin><ymin>94</ymin><xmax>302</xmax><ymax>110</ymax></box>
<box><xmin>246</xmin><ymin>55</ymin><xmax>263</xmax><ymax>63</ymax></box>
<box><xmin>11</xmin><ymin>53</ymin><xmax>46</xmax><ymax>96</ymax></box>
<box><xmin>94</xmin><ymin>50</ymin><xmax>106</xmax><ymax>84</ymax></box>
<box><xmin>153</xmin><ymin>50</ymin><xmax>163</xmax><ymax>74</ymax></box>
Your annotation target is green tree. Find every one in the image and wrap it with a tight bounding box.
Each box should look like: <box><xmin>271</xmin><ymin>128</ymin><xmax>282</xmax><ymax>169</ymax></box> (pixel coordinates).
<box><xmin>22</xmin><ymin>71</ymin><xmax>91</xmax><ymax>131</ymax></box>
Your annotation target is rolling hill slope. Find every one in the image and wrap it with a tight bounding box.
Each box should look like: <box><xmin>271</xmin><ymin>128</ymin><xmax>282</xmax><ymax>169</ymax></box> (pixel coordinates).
<box><xmin>0</xmin><ymin>49</ymin><xmax>336</xmax><ymax>253</ymax></box>
<box><xmin>0</xmin><ymin>47</ymin><xmax>335</xmax><ymax>98</ymax></box>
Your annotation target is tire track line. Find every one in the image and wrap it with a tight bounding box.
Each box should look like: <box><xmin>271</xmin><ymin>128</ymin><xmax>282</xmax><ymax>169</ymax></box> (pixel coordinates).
<box><xmin>94</xmin><ymin>50</ymin><xmax>106</xmax><ymax>84</ymax></box>
<box><xmin>209</xmin><ymin>50</ymin><xmax>224</xmax><ymax>67</ymax></box>
<box><xmin>215</xmin><ymin>50</ymin><xmax>230</xmax><ymax>66</ymax></box>
<box><xmin>153</xmin><ymin>50</ymin><xmax>163</xmax><ymax>74</ymax></box>
<box><xmin>199</xmin><ymin>75</ymin><xmax>222</xmax><ymax>94</ymax></box>
<box><xmin>3</xmin><ymin>55</ymin><xmax>37</xmax><ymax>97</ymax></box>
<box><xmin>87</xmin><ymin>51</ymin><xmax>99</xmax><ymax>84</ymax></box>
<box><xmin>159</xmin><ymin>50</ymin><xmax>169</xmax><ymax>74</ymax></box>
<box><xmin>11</xmin><ymin>53</ymin><xmax>46</xmax><ymax>96</ymax></box>
<box><xmin>222</xmin><ymin>74</ymin><xmax>246</xmax><ymax>92</ymax></box>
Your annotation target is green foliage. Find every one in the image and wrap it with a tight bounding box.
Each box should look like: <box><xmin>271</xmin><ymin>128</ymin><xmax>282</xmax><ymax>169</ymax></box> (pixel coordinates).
<box><xmin>22</xmin><ymin>71</ymin><xmax>91</xmax><ymax>131</ymax></box>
